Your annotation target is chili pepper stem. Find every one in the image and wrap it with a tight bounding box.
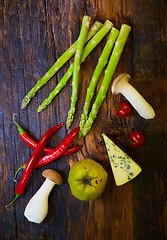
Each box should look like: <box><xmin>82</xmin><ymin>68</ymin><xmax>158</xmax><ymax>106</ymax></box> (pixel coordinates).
<box><xmin>13</xmin><ymin>146</ymin><xmax>83</xmax><ymax>181</ymax></box>
<box><xmin>14</xmin><ymin>164</ymin><xmax>26</xmax><ymax>182</ymax></box>
<box><xmin>5</xmin><ymin>193</ymin><xmax>21</xmax><ymax>208</ymax></box>
<box><xmin>12</xmin><ymin>113</ymin><xmax>25</xmax><ymax>135</ymax></box>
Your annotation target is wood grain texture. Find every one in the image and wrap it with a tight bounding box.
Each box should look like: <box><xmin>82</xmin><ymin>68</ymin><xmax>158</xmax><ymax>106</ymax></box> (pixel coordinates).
<box><xmin>0</xmin><ymin>0</ymin><xmax>166</xmax><ymax>239</ymax></box>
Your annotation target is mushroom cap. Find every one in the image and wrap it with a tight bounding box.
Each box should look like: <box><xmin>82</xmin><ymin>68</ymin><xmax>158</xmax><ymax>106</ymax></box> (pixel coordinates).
<box><xmin>111</xmin><ymin>73</ymin><xmax>131</xmax><ymax>94</ymax></box>
<box><xmin>42</xmin><ymin>169</ymin><xmax>62</xmax><ymax>185</ymax></box>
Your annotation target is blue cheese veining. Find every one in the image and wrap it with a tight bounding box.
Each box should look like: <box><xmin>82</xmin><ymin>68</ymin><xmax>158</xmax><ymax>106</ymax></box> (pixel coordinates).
<box><xmin>102</xmin><ymin>133</ymin><xmax>142</xmax><ymax>186</ymax></box>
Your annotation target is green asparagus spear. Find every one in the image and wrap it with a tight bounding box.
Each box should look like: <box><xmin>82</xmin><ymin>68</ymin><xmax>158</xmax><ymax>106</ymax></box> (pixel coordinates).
<box><xmin>79</xmin><ymin>27</ymin><xmax>119</xmax><ymax>138</ymax></box>
<box><xmin>21</xmin><ymin>20</ymin><xmax>103</xmax><ymax>110</ymax></box>
<box><xmin>37</xmin><ymin>20</ymin><xmax>113</xmax><ymax>113</ymax></box>
<box><xmin>82</xmin><ymin>24</ymin><xmax>131</xmax><ymax>136</ymax></box>
<box><xmin>66</xmin><ymin>16</ymin><xmax>91</xmax><ymax>129</ymax></box>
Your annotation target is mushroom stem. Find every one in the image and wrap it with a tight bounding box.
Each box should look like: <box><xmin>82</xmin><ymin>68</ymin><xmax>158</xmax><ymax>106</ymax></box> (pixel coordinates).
<box><xmin>24</xmin><ymin>179</ymin><xmax>55</xmax><ymax>224</ymax></box>
<box><xmin>119</xmin><ymin>82</ymin><xmax>155</xmax><ymax>119</ymax></box>
<box><xmin>24</xmin><ymin>169</ymin><xmax>62</xmax><ymax>224</ymax></box>
<box><xmin>112</xmin><ymin>73</ymin><xmax>155</xmax><ymax>119</ymax></box>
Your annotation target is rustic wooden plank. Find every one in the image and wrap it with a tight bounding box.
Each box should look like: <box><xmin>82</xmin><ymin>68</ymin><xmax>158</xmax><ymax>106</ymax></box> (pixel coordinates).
<box><xmin>131</xmin><ymin>0</ymin><xmax>167</xmax><ymax>239</ymax></box>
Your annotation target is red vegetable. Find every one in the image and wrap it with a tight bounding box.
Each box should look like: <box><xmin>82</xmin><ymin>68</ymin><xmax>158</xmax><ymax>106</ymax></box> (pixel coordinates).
<box><xmin>12</xmin><ymin>113</ymin><xmax>81</xmax><ymax>155</ymax></box>
<box><xmin>14</xmin><ymin>128</ymin><xmax>81</xmax><ymax>181</ymax></box>
<box><xmin>129</xmin><ymin>131</ymin><xmax>144</xmax><ymax>147</ymax></box>
<box><xmin>19</xmin><ymin>131</ymin><xmax>82</xmax><ymax>156</ymax></box>
<box><xmin>31</xmin><ymin>127</ymin><xmax>80</xmax><ymax>167</ymax></box>
<box><xmin>116</xmin><ymin>102</ymin><xmax>131</xmax><ymax>117</ymax></box>
<box><xmin>6</xmin><ymin>123</ymin><xmax>64</xmax><ymax>207</ymax></box>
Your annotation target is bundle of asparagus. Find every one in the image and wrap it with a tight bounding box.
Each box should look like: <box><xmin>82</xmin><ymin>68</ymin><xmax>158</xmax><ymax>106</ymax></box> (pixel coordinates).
<box><xmin>21</xmin><ymin>16</ymin><xmax>131</xmax><ymax>138</ymax></box>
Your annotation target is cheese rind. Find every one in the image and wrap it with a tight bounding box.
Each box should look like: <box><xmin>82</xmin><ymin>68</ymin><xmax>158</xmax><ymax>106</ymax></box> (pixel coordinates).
<box><xmin>102</xmin><ymin>133</ymin><xmax>142</xmax><ymax>186</ymax></box>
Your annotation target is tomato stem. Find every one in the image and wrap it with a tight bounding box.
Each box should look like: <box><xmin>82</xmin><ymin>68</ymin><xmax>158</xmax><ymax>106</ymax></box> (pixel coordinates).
<box><xmin>129</xmin><ymin>139</ymin><xmax>135</xmax><ymax>145</ymax></box>
<box><xmin>116</xmin><ymin>103</ymin><xmax>121</xmax><ymax>110</ymax></box>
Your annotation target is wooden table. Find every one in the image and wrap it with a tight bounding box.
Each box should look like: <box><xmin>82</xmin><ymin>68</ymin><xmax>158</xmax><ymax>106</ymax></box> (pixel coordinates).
<box><xmin>0</xmin><ymin>0</ymin><xmax>166</xmax><ymax>239</ymax></box>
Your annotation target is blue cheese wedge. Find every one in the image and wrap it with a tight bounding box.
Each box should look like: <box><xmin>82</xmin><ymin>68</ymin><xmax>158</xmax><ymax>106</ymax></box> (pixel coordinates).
<box><xmin>102</xmin><ymin>133</ymin><xmax>142</xmax><ymax>186</ymax></box>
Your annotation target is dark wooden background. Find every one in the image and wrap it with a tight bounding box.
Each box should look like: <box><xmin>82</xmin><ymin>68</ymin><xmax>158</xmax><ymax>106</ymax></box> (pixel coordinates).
<box><xmin>0</xmin><ymin>0</ymin><xmax>166</xmax><ymax>239</ymax></box>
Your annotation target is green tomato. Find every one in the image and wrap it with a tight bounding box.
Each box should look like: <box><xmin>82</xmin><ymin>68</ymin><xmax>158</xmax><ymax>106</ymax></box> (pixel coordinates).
<box><xmin>68</xmin><ymin>159</ymin><xmax>108</xmax><ymax>201</ymax></box>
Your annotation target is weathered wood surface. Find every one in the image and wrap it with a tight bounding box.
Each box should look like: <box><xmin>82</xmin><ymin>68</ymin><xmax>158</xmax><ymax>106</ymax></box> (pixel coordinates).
<box><xmin>0</xmin><ymin>0</ymin><xmax>166</xmax><ymax>239</ymax></box>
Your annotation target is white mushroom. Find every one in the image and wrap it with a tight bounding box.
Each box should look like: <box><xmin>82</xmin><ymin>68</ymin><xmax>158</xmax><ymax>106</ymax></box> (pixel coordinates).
<box><xmin>111</xmin><ymin>73</ymin><xmax>155</xmax><ymax>119</ymax></box>
<box><xmin>24</xmin><ymin>169</ymin><xmax>62</xmax><ymax>224</ymax></box>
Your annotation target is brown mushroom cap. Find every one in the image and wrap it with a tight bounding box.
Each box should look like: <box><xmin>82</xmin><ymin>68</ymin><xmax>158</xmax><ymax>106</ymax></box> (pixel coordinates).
<box><xmin>42</xmin><ymin>169</ymin><xmax>62</xmax><ymax>185</ymax></box>
<box><xmin>111</xmin><ymin>73</ymin><xmax>131</xmax><ymax>94</ymax></box>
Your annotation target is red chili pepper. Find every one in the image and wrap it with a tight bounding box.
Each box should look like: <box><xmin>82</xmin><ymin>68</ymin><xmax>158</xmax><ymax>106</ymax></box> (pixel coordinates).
<box><xmin>12</xmin><ymin>113</ymin><xmax>81</xmax><ymax>155</ymax></box>
<box><xmin>19</xmin><ymin>131</ymin><xmax>82</xmax><ymax>155</ymax></box>
<box><xmin>14</xmin><ymin>144</ymin><xmax>82</xmax><ymax>182</ymax></box>
<box><xmin>33</xmin><ymin>127</ymin><xmax>80</xmax><ymax>168</ymax></box>
<box><xmin>60</xmin><ymin>145</ymin><xmax>82</xmax><ymax>156</ymax></box>
<box><xmin>6</xmin><ymin>123</ymin><xmax>64</xmax><ymax>207</ymax></box>
<box><xmin>14</xmin><ymin>127</ymin><xmax>80</xmax><ymax>178</ymax></box>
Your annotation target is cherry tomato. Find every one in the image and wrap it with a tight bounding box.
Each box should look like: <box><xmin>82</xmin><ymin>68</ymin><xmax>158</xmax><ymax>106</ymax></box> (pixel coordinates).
<box><xmin>116</xmin><ymin>102</ymin><xmax>131</xmax><ymax>118</ymax></box>
<box><xmin>129</xmin><ymin>131</ymin><xmax>144</xmax><ymax>147</ymax></box>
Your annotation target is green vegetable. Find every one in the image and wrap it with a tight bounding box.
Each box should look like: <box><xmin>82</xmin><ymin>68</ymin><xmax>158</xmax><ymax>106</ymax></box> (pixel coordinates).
<box><xmin>21</xmin><ymin>20</ymin><xmax>103</xmax><ymax>110</ymax></box>
<box><xmin>37</xmin><ymin>20</ymin><xmax>113</xmax><ymax>113</ymax></box>
<box><xmin>66</xmin><ymin>16</ymin><xmax>91</xmax><ymax>129</ymax></box>
<box><xmin>82</xmin><ymin>24</ymin><xmax>131</xmax><ymax>136</ymax></box>
<box><xmin>79</xmin><ymin>27</ymin><xmax>119</xmax><ymax>138</ymax></box>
